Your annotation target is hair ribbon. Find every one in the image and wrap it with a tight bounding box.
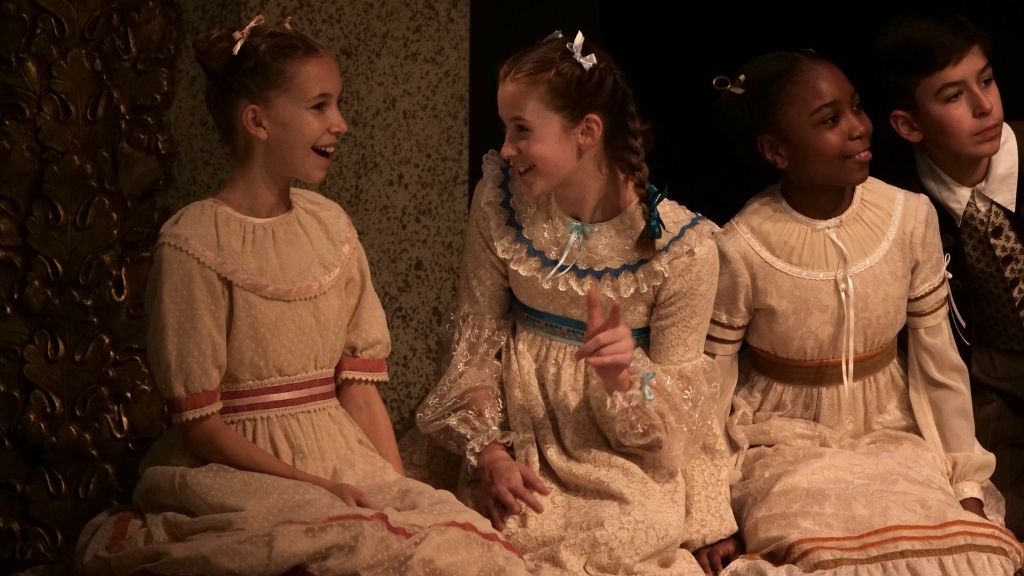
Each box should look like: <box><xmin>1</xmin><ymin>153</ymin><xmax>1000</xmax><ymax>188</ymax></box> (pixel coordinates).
<box><xmin>232</xmin><ymin>15</ymin><xmax>265</xmax><ymax>55</ymax></box>
<box><xmin>566</xmin><ymin>30</ymin><xmax>597</xmax><ymax>71</ymax></box>
<box><xmin>645</xmin><ymin>185</ymin><xmax>667</xmax><ymax>240</ymax></box>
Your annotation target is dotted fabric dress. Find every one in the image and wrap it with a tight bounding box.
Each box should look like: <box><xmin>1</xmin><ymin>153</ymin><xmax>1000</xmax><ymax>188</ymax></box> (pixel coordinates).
<box><xmin>76</xmin><ymin>188</ymin><xmax>538</xmax><ymax>576</ymax></box>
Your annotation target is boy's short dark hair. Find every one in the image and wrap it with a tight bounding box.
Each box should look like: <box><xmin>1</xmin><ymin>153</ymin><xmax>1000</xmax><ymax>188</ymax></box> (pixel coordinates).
<box><xmin>873</xmin><ymin>10</ymin><xmax>992</xmax><ymax>113</ymax></box>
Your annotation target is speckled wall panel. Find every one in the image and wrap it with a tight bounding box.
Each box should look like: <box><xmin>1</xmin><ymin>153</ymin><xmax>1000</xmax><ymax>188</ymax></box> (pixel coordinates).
<box><xmin>171</xmin><ymin>0</ymin><xmax>469</xmax><ymax>435</ymax></box>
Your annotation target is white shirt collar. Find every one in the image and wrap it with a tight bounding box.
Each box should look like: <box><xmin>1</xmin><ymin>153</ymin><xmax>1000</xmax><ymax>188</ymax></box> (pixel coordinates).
<box><xmin>914</xmin><ymin>122</ymin><xmax>1019</xmax><ymax>225</ymax></box>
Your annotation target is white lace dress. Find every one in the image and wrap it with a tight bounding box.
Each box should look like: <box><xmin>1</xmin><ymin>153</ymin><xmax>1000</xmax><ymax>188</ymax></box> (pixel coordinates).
<box><xmin>706</xmin><ymin>178</ymin><xmax>1023</xmax><ymax>574</ymax></box>
<box><xmin>75</xmin><ymin>189</ymin><xmax>538</xmax><ymax>576</ymax></box>
<box><xmin>417</xmin><ymin>152</ymin><xmax>737</xmax><ymax>575</ymax></box>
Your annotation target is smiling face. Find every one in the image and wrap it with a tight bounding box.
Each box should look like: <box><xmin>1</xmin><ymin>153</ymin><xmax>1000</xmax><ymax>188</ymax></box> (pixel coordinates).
<box><xmin>259</xmin><ymin>54</ymin><xmax>348</xmax><ymax>185</ymax></box>
<box><xmin>496</xmin><ymin>80</ymin><xmax>583</xmax><ymax>198</ymax></box>
<box><xmin>760</xmin><ymin>60</ymin><xmax>873</xmax><ymax>193</ymax></box>
<box><xmin>906</xmin><ymin>44</ymin><xmax>1004</xmax><ymax>168</ymax></box>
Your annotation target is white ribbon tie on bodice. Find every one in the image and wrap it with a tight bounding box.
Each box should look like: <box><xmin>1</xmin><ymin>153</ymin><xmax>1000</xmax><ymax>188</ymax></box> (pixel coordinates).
<box><xmin>825</xmin><ymin>225</ymin><xmax>855</xmax><ymax>403</ymax></box>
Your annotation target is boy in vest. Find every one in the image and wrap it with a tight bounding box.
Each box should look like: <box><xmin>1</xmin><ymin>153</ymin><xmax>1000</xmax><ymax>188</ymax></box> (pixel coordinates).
<box><xmin>874</xmin><ymin>10</ymin><xmax>1023</xmax><ymax>539</ymax></box>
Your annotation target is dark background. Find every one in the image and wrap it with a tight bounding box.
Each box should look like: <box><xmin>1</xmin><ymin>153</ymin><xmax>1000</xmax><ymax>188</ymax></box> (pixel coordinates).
<box><xmin>469</xmin><ymin>1</ymin><xmax>1024</xmax><ymax>225</ymax></box>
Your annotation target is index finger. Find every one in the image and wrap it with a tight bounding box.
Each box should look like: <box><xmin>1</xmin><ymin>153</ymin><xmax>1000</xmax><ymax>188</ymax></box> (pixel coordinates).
<box><xmin>520</xmin><ymin>465</ymin><xmax>551</xmax><ymax>495</ymax></box>
<box><xmin>604</xmin><ymin>299</ymin><xmax>623</xmax><ymax>331</ymax></box>
<box><xmin>696</xmin><ymin>551</ymin><xmax>712</xmax><ymax>576</ymax></box>
<box><xmin>511</xmin><ymin>483</ymin><xmax>544</xmax><ymax>513</ymax></box>
<box><xmin>710</xmin><ymin>548</ymin><xmax>724</xmax><ymax>574</ymax></box>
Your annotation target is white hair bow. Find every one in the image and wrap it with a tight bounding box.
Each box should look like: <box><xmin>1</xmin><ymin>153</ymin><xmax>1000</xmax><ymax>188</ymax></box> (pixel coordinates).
<box><xmin>566</xmin><ymin>30</ymin><xmax>597</xmax><ymax>71</ymax></box>
<box><xmin>232</xmin><ymin>15</ymin><xmax>265</xmax><ymax>55</ymax></box>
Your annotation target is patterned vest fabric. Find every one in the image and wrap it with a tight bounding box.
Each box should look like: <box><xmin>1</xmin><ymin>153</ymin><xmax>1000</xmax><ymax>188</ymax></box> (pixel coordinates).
<box><xmin>916</xmin><ymin>121</ymin><xmax>1024</xmax><ymax>356</ymax></box>
<box><xmin>959</xmin><ymin>193</ymin><xmax>1024</xmax><ymax>351</ymax></box>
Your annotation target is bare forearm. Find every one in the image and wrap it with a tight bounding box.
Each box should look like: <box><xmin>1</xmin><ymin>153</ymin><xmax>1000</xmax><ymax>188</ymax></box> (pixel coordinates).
<box><xmin>179</xmin><ymin>414</ymin><xmax>329</xmax><ymax>488</ymax></box>
<box><xmin>338</xmin><ymin>381</ymin><xmax>405</xmax><ymax>475</ymax></box>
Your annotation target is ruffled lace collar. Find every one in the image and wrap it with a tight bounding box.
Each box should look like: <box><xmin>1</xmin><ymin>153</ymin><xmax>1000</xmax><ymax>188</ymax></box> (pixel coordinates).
<box><xmin>732</xmin><ymin>177</ymin><xmax>904</xmax><ymax>279</ymax></box>
<box><xmin>157</xmin><ymin>188</ymin><xmax>355</xmax><ymax>300</ymax></box>
<box><xmin>479</xmin><ymin>151</ymin><xmax>713</xmax><ymax>297</ymax></box>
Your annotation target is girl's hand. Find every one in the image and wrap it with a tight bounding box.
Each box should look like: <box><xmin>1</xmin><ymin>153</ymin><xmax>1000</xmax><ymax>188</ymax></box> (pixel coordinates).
<box><xmin>694</xmin><ymin>534</ymin><xmax>744</xmax><ymax>575</ymax></box>
<box><xmin>475</xmin><ymin>444</ymin><xmax>549</xmax><ymax>530</ymax></box>
<box><xmin>324</xmin><ymin>482</ymin><xmax>380</xmax><ymax>510</ymax></box>
<box><xmin>959</xmin><ymin>497</ymin><xmax>987</xmax><ymax>519</ymax></box>
<box><xmin>576</xmin><ymin>288</ymin><xmax>635</xmax><ymax>394</ymax></box>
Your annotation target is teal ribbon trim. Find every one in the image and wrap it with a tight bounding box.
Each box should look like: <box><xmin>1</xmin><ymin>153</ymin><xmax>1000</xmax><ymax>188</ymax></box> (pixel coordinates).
<box><xmin>511</xmin><ymin>297</ymin><xmax>650</xmax><ymax>347</ymax></box>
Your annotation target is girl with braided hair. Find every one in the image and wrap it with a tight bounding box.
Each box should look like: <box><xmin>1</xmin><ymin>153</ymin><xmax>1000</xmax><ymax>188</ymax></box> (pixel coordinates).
<box><xmin>417</xmin><ymin>30</ymin><xmax>736</xmax><ymax>575</ymax></box>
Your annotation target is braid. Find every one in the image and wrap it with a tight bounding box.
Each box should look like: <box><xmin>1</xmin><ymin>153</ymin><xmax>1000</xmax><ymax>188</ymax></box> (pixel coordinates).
<box><xmin>619</xmin><ymin>85</ymin><xmax>651</xmax><ymax>190</ymax></box>
<box><xmin>619</xmin><ymin>93</ymin><xmax>656</xmax><ymax>257</ymax></box>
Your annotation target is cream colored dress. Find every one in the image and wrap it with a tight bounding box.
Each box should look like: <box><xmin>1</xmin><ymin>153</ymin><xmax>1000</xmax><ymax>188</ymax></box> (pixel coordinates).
<box><xmin>705</xmin><ymin>178</ymin><xmax>1023</xmax><ymax>574</ymax></box>
<box><xmin>417</xmin><ymin>152</ymin><xmax>737</xmax><ymax>575</ymax></box>
<box><xmin>75</xmin><ymin>189</ymin><xmax>537</xmax><ymax>576</ymax></box>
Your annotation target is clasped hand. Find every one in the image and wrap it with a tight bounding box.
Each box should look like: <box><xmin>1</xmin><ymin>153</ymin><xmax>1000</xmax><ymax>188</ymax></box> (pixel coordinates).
<box><xmin>324</xmin><ymin>482</ymin><xmax>379</xmax><ymax>509</ymax></box>
<box><xmin>474</xmin><ymin>443</ymin><xmax>549</xmax><ymax>530</ymax></box>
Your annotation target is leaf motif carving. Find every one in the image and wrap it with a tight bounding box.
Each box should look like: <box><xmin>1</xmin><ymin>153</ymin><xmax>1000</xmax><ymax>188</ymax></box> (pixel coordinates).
<box><xmin>0</xmin><ymin>7</ymin><xmax>30</xmax><ymax>61</ymax></box>
<box><xmin>22</xmin><ymin>331</ymin><xmax>65</xmax><ymax>403</ymax></box>
<box><xmin>3</xmin><ymin>0</ymin><xmax>179</xmax><ymax>569</ymax></box>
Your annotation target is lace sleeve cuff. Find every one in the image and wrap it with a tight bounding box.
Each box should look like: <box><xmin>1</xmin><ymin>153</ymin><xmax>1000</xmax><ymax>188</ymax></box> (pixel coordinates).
<box><xmin>465</xmin><ymin>427</ymin><xmax>519</xmax><ymax>466</ymax></box>
<box><xmin>953</xmin><ymin>481</ymin><xmax>985</xmax><ymax>503</ymax></box>
<box><xmin>416</xmin><ymin>311</ymin><xmax>512</xmax><ymax>459</ymax></box>
<box><xmin>166</xmin><ymin>389</ymin><xmax>222</xmax><ymax>424</ymax></box>
<box><xmin>587</xmin><ymin>350</ymin><xmax>719</xmax><ymax>465</ymax></box>
<box><xmin>336</xmin><ymin>356</ymin><xmax>389</xmax><ymax>383</ymax></box>
<box><xmin>596</xmin><ymin>372</ymin><xmax>665</xmax><ymax>453</ymax></box>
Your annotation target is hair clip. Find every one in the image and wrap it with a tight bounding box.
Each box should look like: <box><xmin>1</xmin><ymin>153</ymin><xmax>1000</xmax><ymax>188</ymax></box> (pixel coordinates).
<box><xmin>231</xmin><ymin>15</ymin><xmax>265</xmax><ymax>55</ymax></box>
<box><xmin>281</xmin><ymin>16</ymin><xmax>293</xmax><ymax>30</ymax></box>
<box><xmin>566</xmin><ymin>30</ymin><xmax>597</xmax><ymax>71</ymax></box>
<box><xmin>544</xmin><ymin>30</ymin><xmax>564</xmax><ymax>41</ymax></box>
<box><xmin>712</xmin><ymin>74</ymin><xmax>745</xmax><ymax>95</ymax></box>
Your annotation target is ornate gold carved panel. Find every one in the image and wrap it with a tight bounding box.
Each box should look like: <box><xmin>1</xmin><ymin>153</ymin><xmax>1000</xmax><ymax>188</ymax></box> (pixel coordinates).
<box><xmin>0</xmin><ymin>1</ymin><xmax>179</xmax><ymax>570</ymax></box>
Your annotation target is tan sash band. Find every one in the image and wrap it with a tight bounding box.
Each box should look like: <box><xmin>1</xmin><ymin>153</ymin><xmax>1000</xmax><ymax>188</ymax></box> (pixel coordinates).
<box><xmin>748</xmin><ymin>339</ymin><xmax>897</xmax><ymax>386</ymax></box>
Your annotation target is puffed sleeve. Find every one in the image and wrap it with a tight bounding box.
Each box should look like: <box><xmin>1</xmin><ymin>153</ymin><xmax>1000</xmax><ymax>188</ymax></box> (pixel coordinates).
<box><xmin>336</xmin><ymin>240</ymin><xmax>391</xmax><ymax>384</ymax></box>
<box><xmin>416</xmin><ymin>177</ymin><xmax>514</xmax><ymax>465</ymax></box>
<box><xmin>704</xmin><ymin>229</ymin><xmax>752</xmax><ymax>433</ymax></box>
<box><xmin>146</xmin><ymin>243</ymin><xmax>228</xmax><ymax>423</ymax></box>
<box><xmin>585</xmin><ymin>220</ymin><xmax>722</xmax><ymax>466</ymax></box>
<box><xmin>904</xmin><ymin>196</ymin><xmax>996</xmax><ymax>501</ymax></box>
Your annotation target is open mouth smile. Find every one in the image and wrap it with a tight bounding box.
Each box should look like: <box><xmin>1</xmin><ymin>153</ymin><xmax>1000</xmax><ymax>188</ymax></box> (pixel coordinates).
<box><xmin>312</xmin><ymin>145</ymin><xmax>335</xmax><ymax>159</ymax></box>
<box><xmin>844</xmin><ymin>148</ymin><xmax>872</xmax><ymax>162</ymax></box>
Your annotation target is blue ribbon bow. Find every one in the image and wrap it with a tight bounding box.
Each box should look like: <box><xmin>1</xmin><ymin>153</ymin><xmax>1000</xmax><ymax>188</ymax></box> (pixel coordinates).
<box><xmin>640</xmin><ymin>371</ymin><xmax>656</xmax><ymax>401</ymax></box>
<box><xmin>645</xmin><ymin>185</ymin><xmax>667</xmax><ymax>240</ymax></box>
